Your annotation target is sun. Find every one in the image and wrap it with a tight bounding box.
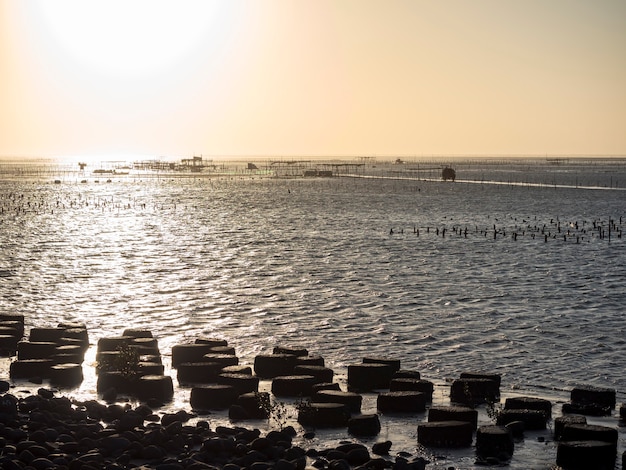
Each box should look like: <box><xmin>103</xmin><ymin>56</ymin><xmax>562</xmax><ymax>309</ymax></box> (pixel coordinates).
<box><xmin>35</xmin><ymin>0</ymin><xmax>227</xmax><ymax>79</ymax></box>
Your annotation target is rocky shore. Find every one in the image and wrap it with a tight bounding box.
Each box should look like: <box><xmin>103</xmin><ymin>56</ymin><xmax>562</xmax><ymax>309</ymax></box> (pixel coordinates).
<box><xmin>1</xmin><ymin>319</ymin><xmax>625</xmax><ymax>469</ymax></box>
<box><xmin>0</xmin><ymin>383</ymin><xmax>428</xmax><ymax>470</ymax></box>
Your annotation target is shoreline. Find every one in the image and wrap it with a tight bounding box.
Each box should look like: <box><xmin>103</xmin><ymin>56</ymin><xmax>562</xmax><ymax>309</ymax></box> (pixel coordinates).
<box><xmin>1</xmin><ymin>167</ymin><xmax>625</xmax><ymax>468</ymax></box>
<box><xmin>1</xmin><ymin>156</ymin><xmax>626</xmax><ymax>189</ymax></box>
<box><xmin>1</xmin><ymin>322</ymin><xmax>624</xmax><ymax>469</ymax></box>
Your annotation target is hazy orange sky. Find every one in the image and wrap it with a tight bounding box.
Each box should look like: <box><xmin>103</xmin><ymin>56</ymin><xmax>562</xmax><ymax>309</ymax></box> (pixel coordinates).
<box><xmin>1</xmin><ymin>0</ymin><xmax>625</xmax><ymax>161</ymax></box>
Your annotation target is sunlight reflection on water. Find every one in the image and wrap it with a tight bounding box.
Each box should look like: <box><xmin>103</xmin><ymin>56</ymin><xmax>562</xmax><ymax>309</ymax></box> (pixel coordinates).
<box><xmin>1</xmin><ymin>164</ymin><xmax>625</xmax><ymax>468</ymax></box>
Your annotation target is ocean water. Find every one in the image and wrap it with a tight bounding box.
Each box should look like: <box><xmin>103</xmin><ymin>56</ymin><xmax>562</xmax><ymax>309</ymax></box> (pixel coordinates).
<box><xmin>1</xmin><ymin>159</ymin><xmax>625</xmax><ymax>468</ymax></box>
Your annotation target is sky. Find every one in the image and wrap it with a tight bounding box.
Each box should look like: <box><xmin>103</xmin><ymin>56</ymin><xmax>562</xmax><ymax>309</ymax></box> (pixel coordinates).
<box><xmin>1</xmin><ymin>0</ymin><xmax>625</xmax><ymax>161</ymax></box>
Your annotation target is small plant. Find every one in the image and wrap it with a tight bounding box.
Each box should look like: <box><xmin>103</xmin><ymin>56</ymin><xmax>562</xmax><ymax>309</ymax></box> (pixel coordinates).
<box><xmin>255</xmin><ymin>392</ymin><xmax>289</xmax><ymax>431</ymax></box>
<box><xmin>294</xmin><ymin>396</ymin><xmax>312</xmax><ymax>414</ymax></box>
<box><xmin>294</xmin><ymin>397</ymin><xmax>315</xmax><ymax>426</ymax></box>
<box><xmin>96</xmin><ymin>345</ymin><xmax>140</xmax><ymax>379</ymax></box>
<box><xmin>486</xmin><ymin>399</ymin><xmax>503</xmax><ymax>423</ymax></box>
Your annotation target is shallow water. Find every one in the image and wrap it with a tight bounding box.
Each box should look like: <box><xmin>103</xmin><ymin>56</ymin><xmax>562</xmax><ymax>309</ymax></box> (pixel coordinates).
<box><xmin>1</xmin><ymin>160</ymin><xmax>625</xmax><ymax>468</ymax></box>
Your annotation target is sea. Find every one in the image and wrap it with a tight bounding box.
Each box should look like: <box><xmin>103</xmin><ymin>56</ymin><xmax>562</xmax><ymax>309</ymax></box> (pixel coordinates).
<box><xmin>1</xmin><ymin>157</ymin><xmax>625</xmax><ymax>469</ymax></box>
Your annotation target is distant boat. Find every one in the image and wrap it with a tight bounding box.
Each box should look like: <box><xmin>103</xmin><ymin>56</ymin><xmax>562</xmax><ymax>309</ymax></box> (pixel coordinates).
<box><xmin>442</xmin><ymin>167</ymin><xmax>456</xmax><ymax>181</ymax></box>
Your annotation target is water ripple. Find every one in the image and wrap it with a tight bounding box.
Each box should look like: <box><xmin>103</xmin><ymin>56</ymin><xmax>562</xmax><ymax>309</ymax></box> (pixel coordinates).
<box><xmin>1</xmin><ymin>175</ymin><xmax>625</xmax><ymax>403</ymax></box>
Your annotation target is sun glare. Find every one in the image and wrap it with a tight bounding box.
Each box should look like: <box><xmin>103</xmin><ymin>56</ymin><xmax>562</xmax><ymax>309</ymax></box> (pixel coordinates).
<box><xmin>36</xmin><ymin>0</ymin><xmax>226</xmax><ymax>79</ymax></box>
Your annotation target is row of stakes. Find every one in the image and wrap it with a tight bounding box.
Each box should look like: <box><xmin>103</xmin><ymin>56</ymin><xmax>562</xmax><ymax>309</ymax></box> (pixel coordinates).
<box><xmin>1</xmin><ymin>314</ymin><xmax>625</xmax><ymax>468</ymax></box>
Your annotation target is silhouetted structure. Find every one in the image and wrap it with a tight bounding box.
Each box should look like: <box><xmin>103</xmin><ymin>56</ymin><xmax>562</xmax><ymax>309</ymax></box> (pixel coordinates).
<box><xmin>442</xmin><ymin>167</ymin><xmax>456</xmax><ymax>181</ymax></box>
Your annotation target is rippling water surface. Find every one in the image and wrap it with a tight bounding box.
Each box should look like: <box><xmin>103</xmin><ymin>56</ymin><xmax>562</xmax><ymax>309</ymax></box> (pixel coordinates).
<box><xmin>1</xmin><ymin>161</ymin><xmax>625</xmax><ymax>468</ymax></box>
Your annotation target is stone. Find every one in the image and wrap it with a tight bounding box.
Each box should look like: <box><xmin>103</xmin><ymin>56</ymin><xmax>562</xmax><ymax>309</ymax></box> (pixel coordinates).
<box><xmin>49</xmin><ymin>363</ymin><xmax>83</xmax><ymax>387</ymax></box>
<box><xmin>459</xmin><ymin>371</ymin><xmax>501</xmax><ymax>387</ymax></box>
<box><xmin>554</xmin><ymin>415</ymin><xmax>587</xmax><ymax>440</ymax></box>
<box><xmin>560</xmin><ymin>423</ymin><xmax>618</xmax><ymax>449</ymax></box>
<box><xmin>293</xmin><ymin>365</ymin><xmax>334</xmax><ymax>383</ymax></box>
<box><xmin>347</xmin><ymin>363</ymin><xmax>393</xmax><ymax>391</ymax></box>
<box><xmin>475</xmin><ymin>425</ymin><xmax>514</xmax><ymax>460</ymax></box>
<box><xmin>273</xmin><ymin>346</ymin><xmax>309</xmax><ymax>357</ymax></box>
<box><xmin>450</xmin><ymin>377</ymin><xmax>499</xmax><ymax>405</ymax></box>
<box><xmin>371</xmin><ymin>441</ymin><xmax>392</xmax><ymax>456</ymax></box>
<box><xmin>570</xmin><ymin>385</ymin><xmax>616</xmax><ymax>409</ymax></box>
<box><xmin>376</xmin><ymin>391</ymin><xmax>426</xmax><ymax>413</ymax></box>
<box><xmin>504</xmin><ymin>396</ymin><xmax>552</xmax><ymax>418</ymax></box>
<box><xmin>234</xmin><ymin>392</ymin><xmax>270</xmax><ymax>419</ymax></box>
<box><xmin>314</xmin><ymin>390</ymin><xmax>362</xmax><ymax>413</ymax></box>
<box><xmin>217</xmin><ymin>373</ymin><xmax>259</xmax><ymax>395</ymax></box>
<box><xmin>271</xmin><ymin>375</ymin><xmax>316</xmax><ymax>397</ymax></box>
<box><xmin>297</xmin><ymin>402</ymin><xmax>350</xmax><ymax>428</ymax></box>
<box><xmin>428</xmin><ymin>406</ymin><xmax>478</xmax><ymax>430</ymax></box>
<box><xmin>190</xmin><ymin>385</ymin><xmax>236</xmax><ymax>410</ymax></box>
<box><xmin>362</xmin><ymin>357</ymin><xmax>401</xmax><ymax>373</ymax></box>
<box><xmin>417</xmin><ymin>421</ymin><xmax>473</xmax><ymax>448</ymax></box>
<box><xmin>393</xmin><ymin>369</ymin><xmax>420</xmax><ymax>380</ymax></box>
<box><xmin>556</xmin><ymin>440</ymin><xmax>616</xmax><ymax>470</ymax></box>
<box><xmin>254</xmin><ymin>354</ymin><xmax>298</xmax><ymax>378</ymax></box>
<box><xmin>496</xmin><ymin>409</ymin><xmax>547</xmax><ymax>430</ymax></box>
<box><xmin>177</xmin><ymin>362</ymin><xmax>222</xmax><ymax>384</ymax></box>
<box><xmin>389</xmin><ymin>378</ymin><xmax>434</xmax><ymax>401</ymax></box>
<box><xmin>348</xmin><ymin>414</ymin><xmax>381</xmax><ymax>436</ymax></box>
<box><xmin>171</xmin><ymin>344</ymin><xmax>216</xmax><ymax>368</ymax></box>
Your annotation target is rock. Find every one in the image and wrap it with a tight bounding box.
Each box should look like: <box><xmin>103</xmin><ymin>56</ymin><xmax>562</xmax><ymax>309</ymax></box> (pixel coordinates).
<box><xmin>348</xmin><ymin>414</ymin><xmax>381</xmax><ymax>436</ymax></box>
<box><xmin>371</xmin><ymin>441</ymin><xmax>392</xmax><ymax>455</ymax></box>
<box><xmin>570</xmin><ymin>385</ymin><xmax>616</xmax><ymax>409</ymax></box>
<box><xmin>377</xmin><ymin>391</ymin><xmax>426</xmax><ymax>413</ymax></box>
<box><xmin>559</xmin><ymin>423</ymin><xmax>618</xmax><ymax>450</ymax></box>
<box><xmin>217</xmin><ymin>373</ymin><xmax>259</xmax><ymax>396</ymax></box>
<box><xmin>362</xmin><ymin>357</ymin><xmax>401</xmax><ymax>373</ymax></box>
<box><xmin>0</xmin><ymin>393</ymin><xmax>18</xmax><ymax>418</ymax></box>
<box><xmin>254</xmin><ymin>354</ymin><xmax>298</xmax><ymax>379</ymax></box>
<box><xmin>504</xmin><ymin>396</ymin><xmax>552</xmax><ymax>419</ymax></box>
<box><xmin>234</xmin><ymin>392</ymin><xmax>270</xmax><ymax>419</ymax></box>
<box><xmin>417</xmin><ymin>421</ymin><xmax>473</xmax><ymax>448</ymax></box>
<box><xmin>271</xmin><ymin>375</ymin><xmax>316</xmax><ymax>397</ymax></box>
<box><xmin>393</xmin><ymin>370</ymin><xmax>421</xmax><ymax>380</ymax></box>
<box><xmin>49</xmin><ymin>363</ymin><xmax>83</xmax><ymax>387</ymax></box>
<box><xmin>314</xmin><ymin>390</ymin><xmax>362</xmax><ymax>413</ymax></box>
<box><xmin>297</xmin><ymin>403</ymin><xmax>350</xmax><ymax>428</ymax></box>
<box><xmin>177</xmin><ymin>362</ymin><xmax>222</xmax><ymax>384</ymax></box>
<box><xmin>389</xmin><ymin>379</ymin><xmax>434</xmax><ymax>401</ymax></box>
<box><xmin>475</xmin><ymin>425</ymin><xmax>514</xmax><ymax>461</ymax></box>
<box><xmin>293</xmin><ymin>365</ymin><xmax>334</xmax><ymax>383</ymax></box>
<box><xmin>136</xmin><ymin>375</ymin><xmax>174</xmax><ymax>402</ymax></box>
<box><xmin>347</xmin><ymin>363</ymin><xmax>393</xmax><ymax>391</ymax></box>
<box><xmin>428</xmin><ymin>406</ymin><xmax>478</xmax><ymax>430</ymax></box>
<box><xmin>496</xmin><ymin>409</ymin><xmax>547</xmax><ymax>430</ymax></box>
<box><xmin>195</xmin><ymin>337</ymin><xmax>228</xmax><ymax>347</ymax></box>
<box><xmin>190</xmin><ymin>384</ymin><xmax>237</xmax><ymax>410</ymax></box>
<box><xmin>450</xmin><ymin>378</ymin><xmax>499</xmax><ymax>405</ymax></box>
<box><xmin>273</xmin><ymin>346</ymin><xmax>309</xmax><ymax>357</ymax></box>
<box><xmin>554</xmin><ymin>415</ymin><xmax>586</xmax><ymax>440</ymax></box>
<box><xmin>459</xmin><ymin>371</ymin><xmax>502</xmax><ymax>387</ymax></box>
<box><xmin>171</xmin><ymin>344</ymin><xmax>216</xmax><ymax>368</ymax></box>
<box><xmin>556</xmin><ymin>440</ymin><xmax>616</xmax><ymax>470</ymax></box>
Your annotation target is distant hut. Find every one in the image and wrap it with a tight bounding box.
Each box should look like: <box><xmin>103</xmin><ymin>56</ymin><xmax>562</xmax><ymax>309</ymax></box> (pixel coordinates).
<box><xmin>442</xmin><ymin>167</ymin><xmax>456</xmax><ymax>181</ymax></box>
